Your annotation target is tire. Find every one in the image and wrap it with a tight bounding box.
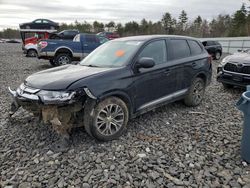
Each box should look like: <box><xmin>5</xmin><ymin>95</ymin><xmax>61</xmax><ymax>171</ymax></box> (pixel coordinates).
<box><xmin>27</xmin><ymin>49</ymin><xmax>37</xmax><ymax>57</ymax></box>
<box><xmin>184</xmin><ymin>77</ymin><xmax>205</xmax><ymax>107</ymax></box>
<box><xmin>222</xmin><ymin>83</ymin><xmax>233</xmax><ymax>89</ymax></box>
<box><xmin>84</xmin><ymin>97</ymin><xmax>129</xmax><ymax>141</ymax></box>
<box><xmin>54</xmin><ymin>53</ymin><xmax>72</xmax><ymax>66</ymax></box>
<box><xmin>49</xmin><ymin>59</ymin><xmax>56</xmax><ymax>66</ymax></box>
<box><xmin>214</xmin><ymin>51</ymin><xmax>221</xmax><ymax>60</ymax></box>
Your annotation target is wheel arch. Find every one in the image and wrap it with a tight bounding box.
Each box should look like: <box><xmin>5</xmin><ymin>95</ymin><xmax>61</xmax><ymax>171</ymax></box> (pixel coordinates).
<box><xmin>55</xmin><ymin>47</ymin><xmax>73</xmax><ymax>57</ymax></box>
<box><xmin>195</xmin><ymin>72</ymin><xmax>207</xmax><ymax>85</ymax></box>
<box><xmin>97</xmin><ymin>90</ymin><xmax>133</xmax><ymax>118</ymax></box>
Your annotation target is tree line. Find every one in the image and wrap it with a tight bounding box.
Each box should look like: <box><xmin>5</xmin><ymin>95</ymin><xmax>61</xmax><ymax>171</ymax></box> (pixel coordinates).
<box><xmin>0</xmin><ymin>3</ymin><xmax>249</xmax><ymax>39</ymax></box>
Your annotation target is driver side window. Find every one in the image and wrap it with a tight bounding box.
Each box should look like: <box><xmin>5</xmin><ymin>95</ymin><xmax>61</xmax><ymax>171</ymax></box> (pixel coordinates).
<box><xmin>138</xmin><ymin>40</ymin><xmax>167</xmax><ymax>65</ymax></box>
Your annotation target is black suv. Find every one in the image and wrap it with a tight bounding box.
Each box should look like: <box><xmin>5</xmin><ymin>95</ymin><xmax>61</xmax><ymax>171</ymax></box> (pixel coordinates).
<box><xmin>49</xmin><ymin>30</ymin><xmax>80</xmax><ymax>40</ymax></box>
<box><xmin>202</xmin><ymin>40</ymin><xmax>222</xmax><ymax>60</ymax></box>
<box><xmin>9</xmin><ymin>35</ymin><xmax>212</xmax><ymax>142</ymax></box>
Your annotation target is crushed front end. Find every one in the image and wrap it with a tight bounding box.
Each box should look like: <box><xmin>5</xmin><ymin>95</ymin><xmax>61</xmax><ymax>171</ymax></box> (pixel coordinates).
<box><xmin>8</xmin><ymin>83</ymin><xmax>90</xmax><ymax>138</ymax></box>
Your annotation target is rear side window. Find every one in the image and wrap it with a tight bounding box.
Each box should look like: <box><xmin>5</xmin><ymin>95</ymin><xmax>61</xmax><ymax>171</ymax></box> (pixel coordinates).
<box><xmin>85</xmin><ymin>35</ymin><xmax>99</xmax><ymax>43</ymax></box>
<box><xmin>207</xmin><ymin>41</ymin><xmax>215</xmax><ymax>46</ymax></box>
<box><xmin>169</xmin><ymin>39</ymin><xmax>191</xmax><ymax>60</ymax></box>
<box><xmin>188</xmin><ymin>40</ymin><xmax>203</xmax><ymax>55</ymax></box>
<box><xmin>138</xmin><ymin>40</ymin><xmax>167</xmax><ymax>65</ymax></box>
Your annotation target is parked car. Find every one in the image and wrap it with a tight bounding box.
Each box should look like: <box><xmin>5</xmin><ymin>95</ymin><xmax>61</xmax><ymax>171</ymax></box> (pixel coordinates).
<box><xmin>37</xmin><ymin>33</ymin><xmax>109</xmax><ymax>66</ymax></box>
<box><xmin>202</xmin><ymin>40</ymin><xmax>222</xmax><ymax>60</ymax></box>
<box><xmin>217</xmin><ymin>49</ymin><xmax>250</xmax><ymax>88</ymax></box>
<box><xmin>97</xmin><ymin>31</ymin><xmax>120</xmax><ymax>40</ymax></box>
<box><xmin>19</xmin><ymin>19</ymin><xmax>59</xmax><ymax>30</ymax></box>
<box><xmin>9</xmin><ymin>35</ymin><xmax>212</xmax><ymax>144</ymax></box>
<box><xmin>49</xmin><ymin>30</ymin><xmax>79</xmax><ymax>40</ymax></box>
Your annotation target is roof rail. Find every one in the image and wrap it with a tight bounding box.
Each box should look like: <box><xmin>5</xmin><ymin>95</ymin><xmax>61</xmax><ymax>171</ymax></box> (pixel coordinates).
<box><xmin>19</xmin><ymin>29</ymin><xmax>57</xmax><ymax>33</ymax></box>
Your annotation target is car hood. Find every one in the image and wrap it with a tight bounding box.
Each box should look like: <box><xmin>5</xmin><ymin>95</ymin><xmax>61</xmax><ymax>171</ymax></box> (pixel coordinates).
<box><xmin>25</xmin><ymin>65</ymin><xmax>112</xmax><ymax>90</ymax></box>
<box><xmin>225</xmin><ymin>53</ymin><xmax>250</xmax><ymax>64</ymax></box>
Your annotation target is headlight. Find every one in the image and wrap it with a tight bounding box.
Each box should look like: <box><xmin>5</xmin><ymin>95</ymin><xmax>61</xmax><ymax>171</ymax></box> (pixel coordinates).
<box><xmin>38</xmin><ymin>90</ymin><xmax>76</xmax><ymax>104</ymax></box>
<box><xmin>219</xmin><ymin>58</ymin><xmax>228</xmax><ymax>66</ymax></box>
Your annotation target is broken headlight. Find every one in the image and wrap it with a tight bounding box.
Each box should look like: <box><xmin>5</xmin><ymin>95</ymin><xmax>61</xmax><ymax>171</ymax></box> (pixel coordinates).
<box><xmin>38</xmin><ymin>90</ymin><xmax>76</xmax><ymax>104</ymax></box>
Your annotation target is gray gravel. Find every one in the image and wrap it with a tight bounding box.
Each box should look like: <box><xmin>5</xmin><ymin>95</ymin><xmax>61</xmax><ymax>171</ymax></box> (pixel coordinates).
<box><xmin>1</xmin><ymin>43</ymin><xmax>250</xmax><ymax>187</ymax></box>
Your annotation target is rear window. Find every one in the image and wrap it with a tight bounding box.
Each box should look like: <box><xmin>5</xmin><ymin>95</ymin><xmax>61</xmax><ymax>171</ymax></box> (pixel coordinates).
<box><xmin>188</xmin><ymin>40</ymin><xmax>203</xmax><ymax>55</ymax></box>
<box><xmin>169</xmin><ymin>39</ymin><xmax>191</xmax><ymax>60</ymax></box>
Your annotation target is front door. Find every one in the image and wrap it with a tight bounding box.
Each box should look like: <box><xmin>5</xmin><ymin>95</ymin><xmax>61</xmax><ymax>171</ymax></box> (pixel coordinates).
<box><xmin>132</xmin><ymin>39</ymin><xmax>177</xmax><ymax>111</ymax></box>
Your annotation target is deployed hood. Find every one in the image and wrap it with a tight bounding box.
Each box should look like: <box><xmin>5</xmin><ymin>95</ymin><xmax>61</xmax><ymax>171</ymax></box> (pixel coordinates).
<box><xmin>225</xmin><ymin>53</ymin><xmax>250</xmax><ymax>64</ymax></box>
<box><xmin>25</xmin><ymin>65</ymin><xmax>111</xmax><ymax>90</ymax></box>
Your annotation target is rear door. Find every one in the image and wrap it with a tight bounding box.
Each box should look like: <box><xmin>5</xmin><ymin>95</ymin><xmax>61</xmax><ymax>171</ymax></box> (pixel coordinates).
<box><xmin>167</xmin><ymin>38</ymin><xmax>192</xmax><ymax>91</ymax></box>
<box><xmin>82</xmin><ymin>34</ymin><xmax>100</xmax><ymax>57</ymax></box>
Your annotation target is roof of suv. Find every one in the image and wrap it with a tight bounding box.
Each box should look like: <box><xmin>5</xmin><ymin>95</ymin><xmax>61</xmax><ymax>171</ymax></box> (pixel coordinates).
<box><xmin>114</xmin><ymin>35</ymin><xmax>198</xmax><ymax>42</ymax></box>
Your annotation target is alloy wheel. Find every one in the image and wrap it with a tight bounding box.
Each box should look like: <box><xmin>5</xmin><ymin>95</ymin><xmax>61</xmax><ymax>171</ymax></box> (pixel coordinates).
<box><xmin>58</xmin><ymin>56</ymin><xmax>70</xmax><ymax>65</ymax></box>
<box><xmin>96</xmin><ymin>104</ymin><xmax>125</xmax><ymax>136</ymax></box>
<box><xmin>193</xmin><ymin>81</ymin><xmax>204</xmax><ymax>104</ymax></box>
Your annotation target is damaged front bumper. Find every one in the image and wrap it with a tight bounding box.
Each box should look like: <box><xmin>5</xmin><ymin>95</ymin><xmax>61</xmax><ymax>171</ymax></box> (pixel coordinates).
<box><xmin>8</xmin><ymin>83</ymin><xmax>90</xmax><ymax>136</ymax></box>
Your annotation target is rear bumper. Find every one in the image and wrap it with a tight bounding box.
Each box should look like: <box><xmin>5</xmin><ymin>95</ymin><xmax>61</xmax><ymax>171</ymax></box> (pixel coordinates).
<box><xmin>217</xmin><ymin>71</ymin><xmax>250</xmax><ymax>87</ymax></box>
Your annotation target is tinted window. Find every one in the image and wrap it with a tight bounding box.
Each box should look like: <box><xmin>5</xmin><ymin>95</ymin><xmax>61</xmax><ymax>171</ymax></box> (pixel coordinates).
<box><xmin>34</xmin><ymin>20</ymin><xmax>42</xmax><ymax>23</ymax></box>
<box><xmin>207</xmin><ymin>41</ymin><xmax>215</xmax><ymax>46</ymax></box>
<box><xmin>170</xmin><ymin>39</ymin><xmax>190</xmax><ymax>59</ymax></box>
<box><xmin>188</xmin><ymin>40</ymin><xmax>203</xmax><ymax>55</ymax></box>
<box><xmin>138</xmin><ymin>40</ymin><xmax>167</xmax><ymax>65</ymax></box>
<box><xmin>85</xmin><ymin>35</ymin><xmax>99</xmax><ymax>43</ymax></box>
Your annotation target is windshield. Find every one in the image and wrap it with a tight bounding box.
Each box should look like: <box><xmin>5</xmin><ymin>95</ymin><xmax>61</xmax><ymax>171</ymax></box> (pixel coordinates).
<box><xmin>80</xmin><ymin>40</ymin><xmax>142</xmax><ymax>68</ymax></box>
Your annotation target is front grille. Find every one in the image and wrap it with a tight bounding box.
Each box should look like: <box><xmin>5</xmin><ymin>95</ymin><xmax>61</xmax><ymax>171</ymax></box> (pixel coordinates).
<box><xmin>224</xmin><ymin>62</ymin><xmax>250</xmax><ymax>75</ymax></box>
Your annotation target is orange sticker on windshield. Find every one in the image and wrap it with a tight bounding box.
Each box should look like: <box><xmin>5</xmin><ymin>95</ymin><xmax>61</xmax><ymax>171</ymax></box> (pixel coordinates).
<box><xmin>115</xmin><ymin>50</ymin><xmax>125</xmax><ymax>57</ymax></box>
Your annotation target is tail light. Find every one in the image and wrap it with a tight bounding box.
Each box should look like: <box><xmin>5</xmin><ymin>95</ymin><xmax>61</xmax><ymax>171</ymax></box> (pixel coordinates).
<box><xmin>39</xmin><ymin>41</ymin><xmax>48</xmax><ymax>49</ymax></box>
<box><xmin>208</xmin><ymin>55</ymin><xmax>212</xmax><ymax>64</ymax></box>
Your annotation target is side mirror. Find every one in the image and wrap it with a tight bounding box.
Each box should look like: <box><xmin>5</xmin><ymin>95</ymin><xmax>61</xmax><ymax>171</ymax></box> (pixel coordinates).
<box><xmin>135</xmin><ymin>57</ymin><xmax>155</xmax><ymax>69</ymax></box>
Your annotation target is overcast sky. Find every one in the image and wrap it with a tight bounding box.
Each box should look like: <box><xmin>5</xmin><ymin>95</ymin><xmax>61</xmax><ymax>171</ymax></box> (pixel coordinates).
<box><xmin>0</xmin><ymin>0</ymin><xmax>249</xmax><ymax>30</ymax></box>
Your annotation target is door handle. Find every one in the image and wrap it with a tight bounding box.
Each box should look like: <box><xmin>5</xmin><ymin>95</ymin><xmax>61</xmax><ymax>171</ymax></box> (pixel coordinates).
<box><xmin>84</xmin><ymin>44</ymin><xmax>88</xmax><ymax>47</ymax></box>
<box><xmin>163</xmin><ymin>69</ymin><xmax>170</xmax><ymax>75</ymax></box>
<box><xmin>192</xmin><ymin>62</ymin><xmax>197</xmax><ymax>67</ymax></box>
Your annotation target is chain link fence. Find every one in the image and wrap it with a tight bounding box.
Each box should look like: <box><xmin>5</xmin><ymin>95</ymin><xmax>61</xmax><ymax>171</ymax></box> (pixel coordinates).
<box><xmin>200</xmin><ymin>37</ymin><xmax>250</xmax><ymax>54</ymax></box>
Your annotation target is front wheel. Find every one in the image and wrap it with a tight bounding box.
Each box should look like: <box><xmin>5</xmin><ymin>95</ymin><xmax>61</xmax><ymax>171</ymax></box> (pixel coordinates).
<box><xmin>84</xmin><ymin>97</ymin><xmax>129</xmax><ymax>141</ymax></box>
<box><xmin>184</xmin><ymin>77</ymin><xmax>205</xmax><ymax>107</ymax></box>
<box><xmin>54</xmin><ymin>53</ymin><xmax>72</xmax><ymax>66</ymax></box>
<box><xmin>49</xmin><ymin>59</ymin><xmax>56</xmax><ymax>66</ymax></box>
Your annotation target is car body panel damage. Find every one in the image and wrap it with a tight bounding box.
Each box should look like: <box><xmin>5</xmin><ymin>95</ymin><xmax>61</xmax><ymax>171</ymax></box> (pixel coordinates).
<box><xmin>41</xmin><ymin>103</ymin><xmax>82</xmax><ymax>136</ymax></box>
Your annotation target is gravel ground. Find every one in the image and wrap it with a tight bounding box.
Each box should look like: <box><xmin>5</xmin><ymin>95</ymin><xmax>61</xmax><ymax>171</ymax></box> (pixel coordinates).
<box><xmin>1</xmin><ymin>43</ymin><xmax>250</xmax><ymax>188</ymax></box>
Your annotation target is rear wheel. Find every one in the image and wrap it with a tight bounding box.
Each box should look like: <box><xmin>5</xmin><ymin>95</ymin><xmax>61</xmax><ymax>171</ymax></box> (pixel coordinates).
<box><xmin>184</xmin><ymin>77</ymin><xmax>205</xmax><ymax>107</ymax></box>
<box><xmin>84</xmin><ymin>97</ymin><xmax>129</xmax><ymax>141</ymax></box>
<box><xmin>54</xmin><ymin>53</ymin><xmax>72</xmax><ymax>66</ymax></box>
<box><xmin>27</xmin><ymin>49</ymin><xmax>37</xmax><ymax>57</ymax></box>
<box><xmin>214</xmin><ymin>51</ymin><xmax>221</xmax><ymax>60</ymax></box>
